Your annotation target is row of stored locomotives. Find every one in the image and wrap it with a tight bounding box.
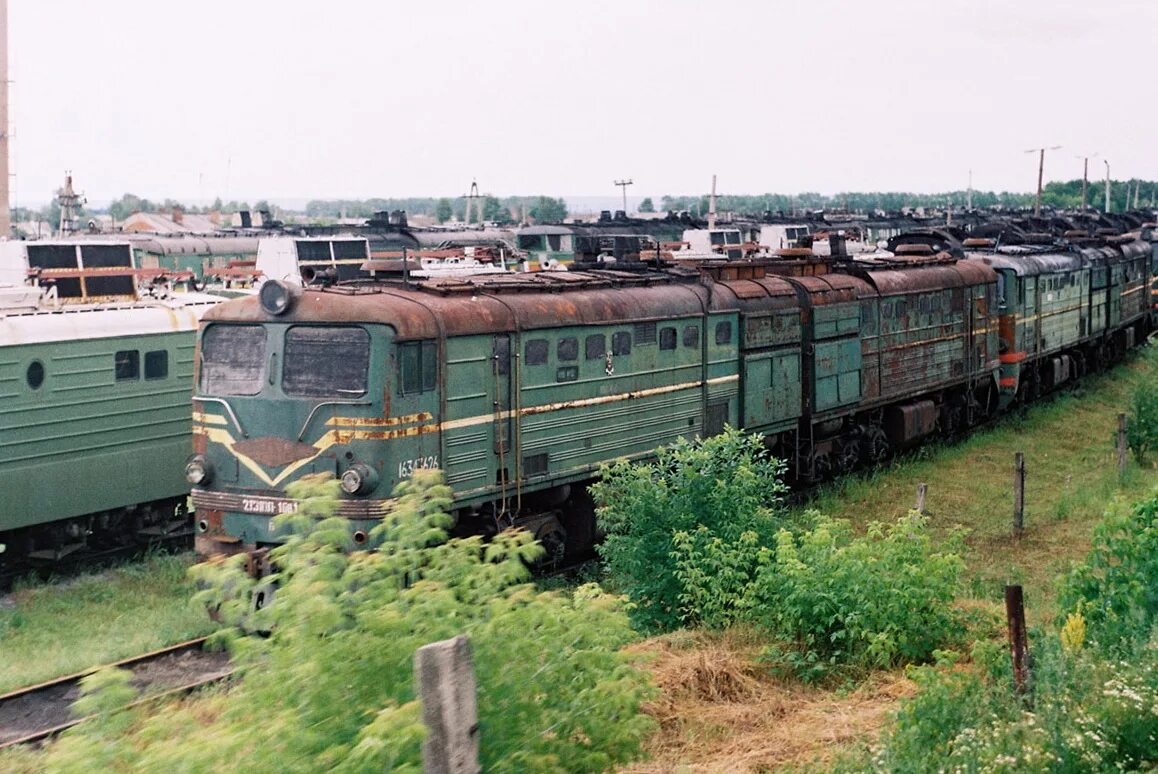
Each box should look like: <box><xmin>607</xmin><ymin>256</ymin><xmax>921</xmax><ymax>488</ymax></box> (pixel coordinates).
<box><xmin>0</xmin><ymin>242</ymin><xmax>223</xmax><ymax>568</ymax></box>
<box><xmin>188</xmin><ymin>232</ymin><xmax>1154</xmax><ymax>560</ymax></box>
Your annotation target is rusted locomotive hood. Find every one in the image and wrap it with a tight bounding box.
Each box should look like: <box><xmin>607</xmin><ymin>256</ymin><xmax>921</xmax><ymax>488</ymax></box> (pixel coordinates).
<box><xmin>855</xmin><ymin>262</ymin><xmax>996</xmax><ymax>296</ymax></box>
<box><xmin>202</xmin><ymin>273</ymin><xmax>712</xmax><ymax>340</ymax></box>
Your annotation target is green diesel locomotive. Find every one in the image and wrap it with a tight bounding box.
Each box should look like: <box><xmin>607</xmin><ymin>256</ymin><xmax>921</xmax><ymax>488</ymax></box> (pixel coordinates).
<box><xmin>189</xmin><ymin>229</ymin><xmax>1153</xmax><ymax>561</ymax></box>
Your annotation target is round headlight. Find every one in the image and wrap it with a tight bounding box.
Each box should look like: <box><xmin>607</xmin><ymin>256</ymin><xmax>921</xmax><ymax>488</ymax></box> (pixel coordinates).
<box><xmin>259</xmin><ymin>279</ymin><xmax>299</xmax><ymax>316</ymax></box>
<box><xmin>185</xmin><ymin>454</ymin><xmax>213</xmax><ymax>486</ymax></box>
<box><xmin>340</xmin><ymin>463</ymin><xmax>378</xmax><ymax>495</ymax></box>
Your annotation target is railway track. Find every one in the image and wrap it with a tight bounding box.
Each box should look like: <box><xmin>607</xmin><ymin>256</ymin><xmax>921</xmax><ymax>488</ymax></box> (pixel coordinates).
<box><xmin>0</xmin><ymin>636</ymin><xmax>233</xmax><ymax>750</ymax></box>
<box><xmin>0</xmin><ymin>532</ymin><xmax>192</xmax><ymax>593</ymax></box>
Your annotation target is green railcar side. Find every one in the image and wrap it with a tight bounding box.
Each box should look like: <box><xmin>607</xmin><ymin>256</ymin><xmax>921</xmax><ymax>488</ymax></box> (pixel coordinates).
<box><xmin>0</xmin><ymin>330</ymin><xmax>195</xmax><ymax>530</ymax></box>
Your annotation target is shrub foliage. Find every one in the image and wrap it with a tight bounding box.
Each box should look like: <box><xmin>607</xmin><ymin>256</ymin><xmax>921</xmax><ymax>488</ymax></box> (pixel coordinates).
<box><xmin>40</xmin><ymin>471</ymin><xmax>655</xmax><ymax>772</ymax></box>
<box><xmin>1125</xmin><ymin>349</ymin><xmax>1158</xmax><ymax>465</ymax></box>
<box><xmin>595</xmin><ymin>428</ymin><xmax>967</xmax><ymax>678</ymax></box>
<box><xmin>591</xmin><ymin>427</ymin><xmax>789</xmax><ymax>632</ymax></box>
<box><xmin>861</xmin><ymin>489</ymin><xmax>1158</xmax><ymax>773</ymax></box>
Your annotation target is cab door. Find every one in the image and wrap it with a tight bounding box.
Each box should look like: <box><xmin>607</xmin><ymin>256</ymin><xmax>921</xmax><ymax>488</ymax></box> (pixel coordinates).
<box><xmin>490</xmin><ymin>334</ymin><xmax>517</xmax><ymax>512</ymax></box>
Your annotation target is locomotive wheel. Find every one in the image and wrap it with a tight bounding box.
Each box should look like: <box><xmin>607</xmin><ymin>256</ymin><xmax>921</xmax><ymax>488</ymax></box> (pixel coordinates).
<box><xmin>562</xmin><ymin>488</ymin><xmax>598</xmax><ymax>558</ymax></box>
<box><xmin>865</xmin><ymin>427</ymin><xmax>890</xmax><ymax>464</ymax></box>
<box><xmin>809</xmin><ymin>450</ymin><xmax>833</xmax><ymax>481</ymax></box>
<box><xmin>941</xmin><ymin>399</ymin><xmax>964</xmax><ymax>438</ymax></box>
<box><xmin>837</xmin><ymin>438</ymin><xmax>861</xmax><ymax>474</ymax></box>
<box><xmin>534</xmin><ymin>522</ymin><xmax>568</xmax><ymax>571</ymax></box>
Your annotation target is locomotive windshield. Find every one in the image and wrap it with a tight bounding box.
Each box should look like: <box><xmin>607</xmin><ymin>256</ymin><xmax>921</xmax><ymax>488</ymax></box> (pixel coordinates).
<box><xmin>200</xmin><ymin>324</ymin><xmax>266</xmax><ymax>396</ymax></box>
<box><xmin>283</xmin><ymin>326</ymin><xmax>370</xmax><ymax>397</ymax></box>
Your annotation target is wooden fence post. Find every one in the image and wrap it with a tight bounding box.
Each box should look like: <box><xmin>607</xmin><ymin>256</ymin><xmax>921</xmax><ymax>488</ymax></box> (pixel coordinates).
<box><xmin>1117</xmin><ymin>412</ymin><xmax>1129</xmax><ymax>476</ymax></box>
<box><xmin>1013</xmin><ymin>452</ymin><xmax>1026</xmax><ymax>539</ymax></box>
<box><xmin>914</xmin><ymin>482</ymin><xmax>928</xmax><ymax>516</ymax></box>
<box><xmin>415</xmin><ymin>635</ymin><xmax>480</xmax><ymax>774</ymax></box>
<box><xmin>1004</xmin><ymin>585</ymin><xmax>1032</xmax><ymax>705</ymax></box>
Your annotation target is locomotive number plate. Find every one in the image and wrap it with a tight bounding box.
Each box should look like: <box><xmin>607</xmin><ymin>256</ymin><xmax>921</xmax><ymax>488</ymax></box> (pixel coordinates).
<box><xmin>240</xmin><ymin>498</ymin><xmax>298</xmax><ymax>515</ymax></box>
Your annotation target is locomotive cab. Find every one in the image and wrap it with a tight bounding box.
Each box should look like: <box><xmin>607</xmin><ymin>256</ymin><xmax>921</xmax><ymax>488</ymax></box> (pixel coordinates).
<box><xmin>191</xmin><ymin>289</ymin><xmax>441</xmax><ymax>556</ymax></box>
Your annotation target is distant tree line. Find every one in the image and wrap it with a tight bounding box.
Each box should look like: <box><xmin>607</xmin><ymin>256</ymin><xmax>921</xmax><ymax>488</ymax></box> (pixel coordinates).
<box><xmin>660</xmin><ymin>179</ymin><xmax>1158</xmax><ymax>217</ymax></box>
<box><xmin>304</xmin><ymin>195</ymin><xmax>569</xmax><ymax>225</ymax></box>
<box><xmin>14</xmin><ymin>178</ymin><xmax>1154</xmax><ymax>239</ymax></box>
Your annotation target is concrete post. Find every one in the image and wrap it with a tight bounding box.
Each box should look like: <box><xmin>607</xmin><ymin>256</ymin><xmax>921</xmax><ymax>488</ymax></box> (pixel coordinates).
<box><xmin>415</xmin><ymin>635</ymin><xmax>480</xmax><ymax>774</ymax></box>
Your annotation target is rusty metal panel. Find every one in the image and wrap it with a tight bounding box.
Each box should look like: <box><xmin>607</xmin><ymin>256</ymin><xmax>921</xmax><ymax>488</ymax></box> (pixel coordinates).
<box><xmin>861</xmin><ymin>266</ymin><xmax>966</xmax><ymax>296</ymax></box>
<box><xmin>884</xmin><ymin>399</ymin><xmax>937</xmax><ymax>445</ymax></box>
<box><xmin>743</xmin><ymin>310</ymin><xmax>800</xmax><ymax>348</ymax></box>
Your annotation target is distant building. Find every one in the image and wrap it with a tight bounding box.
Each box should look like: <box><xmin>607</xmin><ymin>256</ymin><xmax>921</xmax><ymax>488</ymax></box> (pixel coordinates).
<box><xmin>121</xmin><ymin>209</ymin><xmax>222</xmax><ymax>234</ymax></box>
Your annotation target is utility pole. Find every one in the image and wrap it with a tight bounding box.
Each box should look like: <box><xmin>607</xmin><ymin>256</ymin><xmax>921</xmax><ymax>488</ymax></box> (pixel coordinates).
<box><xmin>463</xmin><ymin>180</ymin><xmax>481</xmax><ymax>225</ymax></box>
<box><xmin>1104</xmin><ymin>160</ymin><xmax>1111</xmax><ymax>213</ymax></box>
<box><xmin>1075</xmin><ymin>153</ymin><xmax>1098</xmax><ymax>212</ymax></box>
<box><xmin>966</xmin><ymin>169</ymin><xmax>973</xmax><ymax>211</ymax></box>
<box><xmin>613</xmin><ymin>179</ymin><xmax>633</xmax><ymax>215</ymax></box>
<box><xmin>1025</xmin><ymin>146</ymin><xmax>1061</xmax><ymax>217</ymax></box>
<box><xmin>707</xmin><ymin>174</ymin><xmax>718</xmax><ymax>229</ymax></box>
<box><xmin>0</xmin><ymin>0</ymin><xmax>10</xmax><ymax>240</ymax></box>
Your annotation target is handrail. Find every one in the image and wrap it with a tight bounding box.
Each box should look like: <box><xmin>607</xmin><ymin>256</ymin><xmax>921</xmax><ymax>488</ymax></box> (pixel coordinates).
<box><xmin>297</xmin><ymin>400</ymin><xmax>372</xmax><ymax>441</ymax></box>
<box><xmin>192</xmin><ymin>396</ymin><xmax>248</xmax><ymax>439</ymax></box>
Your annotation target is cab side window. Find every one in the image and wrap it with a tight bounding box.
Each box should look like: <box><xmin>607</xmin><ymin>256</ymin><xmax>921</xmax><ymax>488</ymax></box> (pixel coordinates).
<box><xmin>399</xmin><ymin>340</ymin><xmax>437</xmax><ymax>394</ymax></box>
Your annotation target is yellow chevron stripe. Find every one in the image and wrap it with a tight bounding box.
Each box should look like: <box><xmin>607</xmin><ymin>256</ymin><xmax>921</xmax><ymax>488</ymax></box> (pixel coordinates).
<box><xmin>202</xmin><ymin>374</ymin><xmax>741</xmax><ymax>486</ymax></box>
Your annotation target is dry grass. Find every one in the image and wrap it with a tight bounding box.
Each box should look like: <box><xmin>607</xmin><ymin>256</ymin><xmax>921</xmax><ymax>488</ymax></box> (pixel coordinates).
<box><xmin>620</xmin><ymin>630</ymin><xmax>914</xmax><ymax>773</ymax></box>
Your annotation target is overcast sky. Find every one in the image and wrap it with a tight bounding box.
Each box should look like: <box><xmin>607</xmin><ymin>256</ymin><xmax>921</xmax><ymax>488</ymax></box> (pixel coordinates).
<box><xmin>8</xmin><ymin>0</ymin><xmax>1157</xmax><ymax>207</ymax></box>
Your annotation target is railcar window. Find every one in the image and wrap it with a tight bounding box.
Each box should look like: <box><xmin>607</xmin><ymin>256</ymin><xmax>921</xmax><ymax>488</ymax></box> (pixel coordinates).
<box><xmin>200</xmin><ymin>325</ymin><xmax>265</xmax><ymax>395</ymax></box>
<box><xmin>525</xmin><ymin>338</ymin><xmax>548</xmax><ymax>366</ymax></box>
<box><xmin>612</xmin><ymin>331</ymin><xmax>632</xmax><ymax>356</ymax></box>
<box><xmin>145</xmin><ymin>350</ymin><xmax>169</xmax><ymax>380</ymax></box>
<box><xmin>633</xmin><ymin>322</ymin><xmax>657</xmax><ymax>344</ymax></box>
<box><xmin>659</xmin><ymin>327</ymin><xmax>677</xmax><ymax>350</ymax></box>
<box><xmin>547</xmin><ymin>235</ymin><xmax>562</xmax><ymax>251</ymax></box>
<box><xmin>715</xmin><ymin>321</ymin><xmax>733</xmax><ymax>345</ymax></box>
<box><xmin>683</xmin><ymin>326</ymin><xmax>699</xmax><ymax>348</ymax></box>
<box><xmin>285</xmin><ymin>327</ymin><xmax>370</xmax><ymax>398</ymax></box>
<box><xmin>398</xmin><ymin>340</ymin><xmax>436</xmax><ymax>395</ymax></box>
<box><xmin>585</xmin><ymin>334</ymin><xmax>606</xmax><ymax>360</ymax></box>
<box><xmin>558</xmin><ymin>337</ymin><xmax>578</xmax><ymax>362</ymax></box>
<box><xmin>115</xmin><ymin>350</ymin><xmax>139</xmax><ymax>381</ymax></box>
<box><xmin>26</xmin><ymin>361</ymin><xmax>44</xmax><ymax>390</ymax></box>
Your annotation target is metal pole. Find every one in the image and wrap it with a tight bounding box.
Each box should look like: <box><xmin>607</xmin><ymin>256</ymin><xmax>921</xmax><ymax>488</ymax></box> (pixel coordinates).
<box><xmin>1117</xmin><ymin>412</ymin><xmax>1128</xmax><ymax>475</ymax></box>
<box><xmin>1034</xmin><ymin>148</ymin><xmax>1044</xmax><ymax>217</ymax></box>
<box><xmin>1104</xmin><ymin>160</ymin><xmax>1111</xmax><ymax>213</ymax></box>
<box><xmin>0</xmin><ymin>0</ymin><xmax>9</xmax><ymax>240</ymax></box>
<box><xmin>1013</xmin><ymin>452</ymin><xmax>1025</xmax><ymax>538</ymax></box>
<box><xmin>1004</xmin><ymin>585</ymin><xmax>1032</xmax><ymax>703</ymax></box>
<box><xmin>1081</xmin><ymin>157</ymin><xmax>1088</xmax><ymax>211</ymax></box>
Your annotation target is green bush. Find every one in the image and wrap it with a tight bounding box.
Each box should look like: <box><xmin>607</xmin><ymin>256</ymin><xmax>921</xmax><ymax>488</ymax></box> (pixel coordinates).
<box><xmin>752</xmin><ymin>515</ymin><xmax>966</xmax><ymax>680</ymax></box>
<box><xmin>854</xmin><ymin>490</ymin><xmax>1158</xmax><ymax>773</ymax></box>
<box><xmin>1058</xmin><ymin>488</ymin><xmax>1158</xmax><ymax>650</ymax></box>
<box><xmin>40</xmin><ymin>471</ymin><xmax>655</xmax><ymax>773</ymax></box>
<box><xmin>591</xmin><ymin>427</ymin><xmax>789</xmax><ymax>633</ymax></box>
<box><xmin>864</xmin><ymin>638</ymin><xmax>1158</xmax><ymax>773</ymax></box>
<box><xmin>1126</xmin><ymin>355</ymin><xmax>1158</xmax><ymax>465</ymax></box>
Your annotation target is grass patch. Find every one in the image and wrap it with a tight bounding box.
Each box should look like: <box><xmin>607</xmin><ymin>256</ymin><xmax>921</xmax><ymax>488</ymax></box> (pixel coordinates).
<box><xmin>0</xmin><ymin>552</ymin><xmax>214</xmax><ymax>693</ymax></box>
<box><xmin>800</xmin><ymin>352</ymin><xmax>1158</xmax><ymax>624</ymax></box>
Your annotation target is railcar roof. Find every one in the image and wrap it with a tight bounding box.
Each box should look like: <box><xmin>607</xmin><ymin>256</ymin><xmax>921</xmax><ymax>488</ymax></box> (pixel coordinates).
<box><xmin>207</xmin><ymin>270</ymin><xmax>714</xmax><ymax>340</ymax></box>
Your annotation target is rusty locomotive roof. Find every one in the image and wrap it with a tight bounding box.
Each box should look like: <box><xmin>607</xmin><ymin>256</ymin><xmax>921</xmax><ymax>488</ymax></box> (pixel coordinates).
<box><xmin>205</xmin><ymin>269</ymin><xmax>715</xmax><ymax>340</ymax></box>
<box><xmin>203</xmin><ymin>257</ymin><xmax>1004</xmax><ymax>340</ymax></box>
